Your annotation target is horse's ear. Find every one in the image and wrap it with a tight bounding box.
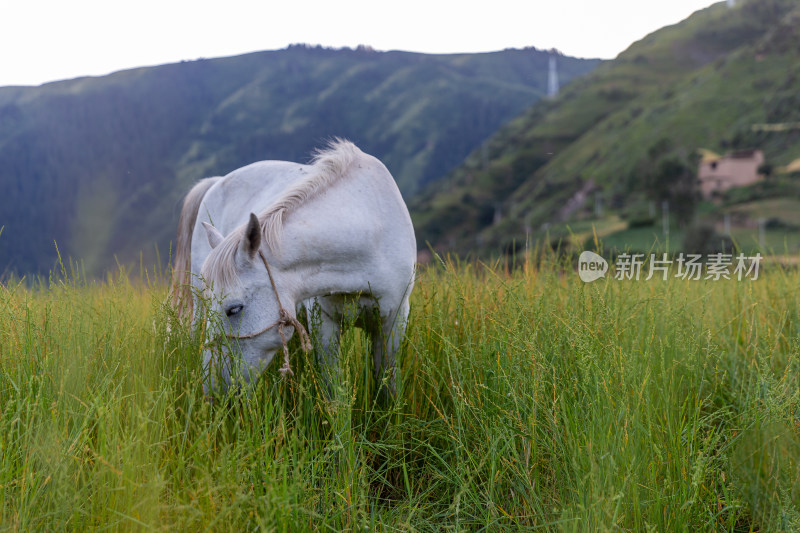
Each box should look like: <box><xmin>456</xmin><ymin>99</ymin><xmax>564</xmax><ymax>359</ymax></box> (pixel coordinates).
<box><xmin>241</xmin><ymin>213</ymin><xmax>262</xmax><ymax>259</ymax></box>
<box><xmin>203</xmin><ymin>222</ymin><xmax>224</xmax><ymax>249</ymax></box>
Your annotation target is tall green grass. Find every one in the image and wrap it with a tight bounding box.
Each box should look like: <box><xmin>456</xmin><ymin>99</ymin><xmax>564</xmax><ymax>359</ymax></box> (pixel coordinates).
<box><xmin>1</xmin><ymin>254</ymin><xmax>799</xmax><ymax>531</ymax></box>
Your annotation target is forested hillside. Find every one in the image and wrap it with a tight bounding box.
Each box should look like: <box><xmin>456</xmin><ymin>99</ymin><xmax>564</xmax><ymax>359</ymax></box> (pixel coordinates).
<box><xmin>0</xmin><ymin>45</ymin><xmax>600</xmax><ymax>276</ymax></box>
<box><xmin>413</xmin><ymin>0</ymin><xmax>800</xmax><ymax>255</ymax></box>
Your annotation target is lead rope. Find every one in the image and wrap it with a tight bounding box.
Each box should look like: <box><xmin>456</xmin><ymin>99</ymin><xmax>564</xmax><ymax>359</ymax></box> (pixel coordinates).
<box><xmin>224</xmin><ymin>250</ymin><xmax>312</xmax><ymax>377</ymax></box>
<box><xmin>259</xmin><ymin>251</ymin><xmax>312</xmax><ymax>376</ymax></box>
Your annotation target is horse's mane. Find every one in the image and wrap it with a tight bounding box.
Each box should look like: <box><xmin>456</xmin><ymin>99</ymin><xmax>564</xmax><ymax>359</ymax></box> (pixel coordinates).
<box><xmin>201</xmin><ymin>139</ymin><xmax>362</xmax><ymax>288</ymax></box>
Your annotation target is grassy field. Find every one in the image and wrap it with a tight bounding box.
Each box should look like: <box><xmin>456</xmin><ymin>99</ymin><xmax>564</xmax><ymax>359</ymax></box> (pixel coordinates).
<box><xmin>2</xmin><ymin>255</ymin><xmax>800</xmax><ymax>531</ymax></box>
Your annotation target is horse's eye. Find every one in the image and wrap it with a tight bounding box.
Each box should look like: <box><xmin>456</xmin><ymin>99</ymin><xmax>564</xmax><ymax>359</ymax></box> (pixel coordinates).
<box><xmin>226</xmin><ymin>304</ymin><xmax>243</xmax><ymax>317</ymax></box>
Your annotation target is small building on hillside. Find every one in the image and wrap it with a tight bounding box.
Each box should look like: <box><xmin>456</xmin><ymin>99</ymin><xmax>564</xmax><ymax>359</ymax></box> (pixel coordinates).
<box><xmin>698</xmin><ymin>149</ymin><xmax>764</xmax><ymax>198</ymax></box>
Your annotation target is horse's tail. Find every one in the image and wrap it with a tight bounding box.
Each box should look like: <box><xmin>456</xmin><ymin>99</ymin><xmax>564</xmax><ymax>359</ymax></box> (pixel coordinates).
<box><xmin>172</xmin><ymin>176</ymin><xmax>221</xmax><ymax>321</ymax></box>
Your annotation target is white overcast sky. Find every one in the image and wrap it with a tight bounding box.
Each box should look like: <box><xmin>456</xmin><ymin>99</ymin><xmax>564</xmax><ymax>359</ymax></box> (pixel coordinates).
<box><xmin>1</xmin><ymin>0</ymin><xmax>718</xmax><ymax>87</ymax></box>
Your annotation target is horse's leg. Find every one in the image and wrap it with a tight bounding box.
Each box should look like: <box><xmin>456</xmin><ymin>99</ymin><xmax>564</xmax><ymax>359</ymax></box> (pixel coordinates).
<box><xmin>370</xmin><ymin>297</ymin><xmax>410</xmax><ymax>401</ymax></box>
<box><xmin>306</xmin><ymin>296</ymin><xmax>342</xmax><ymax>396</ymax></box>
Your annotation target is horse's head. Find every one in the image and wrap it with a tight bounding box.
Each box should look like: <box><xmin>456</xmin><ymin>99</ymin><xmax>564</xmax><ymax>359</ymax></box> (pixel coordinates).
<box><xmin>199</xmin><ymin>213</ymin><xmax>293</xmax><ymax>395</ymax></box>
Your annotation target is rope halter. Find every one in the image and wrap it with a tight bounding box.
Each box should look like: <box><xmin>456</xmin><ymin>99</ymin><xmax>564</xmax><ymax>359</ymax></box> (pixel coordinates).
<box><xmin>222</xmin><ymin>250</ymin><xmax>311</xmax><ymax>377</ymax></box>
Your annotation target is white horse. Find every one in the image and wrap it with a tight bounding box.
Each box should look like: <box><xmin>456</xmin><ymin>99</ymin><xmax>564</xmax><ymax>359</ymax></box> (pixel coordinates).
<box><xmin>172</xmin><ymin>140</ymin><xmax>416</xmax><ymax>396</ymax></box>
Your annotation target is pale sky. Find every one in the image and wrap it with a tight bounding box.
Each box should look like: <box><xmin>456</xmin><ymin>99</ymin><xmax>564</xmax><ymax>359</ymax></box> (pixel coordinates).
<box><xmin>1</xmin><ymin>0</ymin><xmax>718</xmax><ymax>87</ymax></box>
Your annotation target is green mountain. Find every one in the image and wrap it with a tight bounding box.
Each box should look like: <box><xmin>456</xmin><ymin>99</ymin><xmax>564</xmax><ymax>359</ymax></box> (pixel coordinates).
<box><xmin>412</xmin><ymin>0</ymin><xmax>800</xmax><ymax>255</ymax></box>
<box><xmin>0</xmin><ymin>45</ymin><xmax>600</xmax><ymax>276</ymax></box>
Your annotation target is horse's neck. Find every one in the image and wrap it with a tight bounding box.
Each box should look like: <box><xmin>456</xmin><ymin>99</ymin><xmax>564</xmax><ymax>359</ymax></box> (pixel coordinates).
<box><xmin>272</xmin><ymin>183</ymin><xmax>377</xmax><ymax>304</ymax></box>
<box><xmin>215</xmin><ymin>162</ymin><xmax>311</xmax><ymax>234</ymax></box>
